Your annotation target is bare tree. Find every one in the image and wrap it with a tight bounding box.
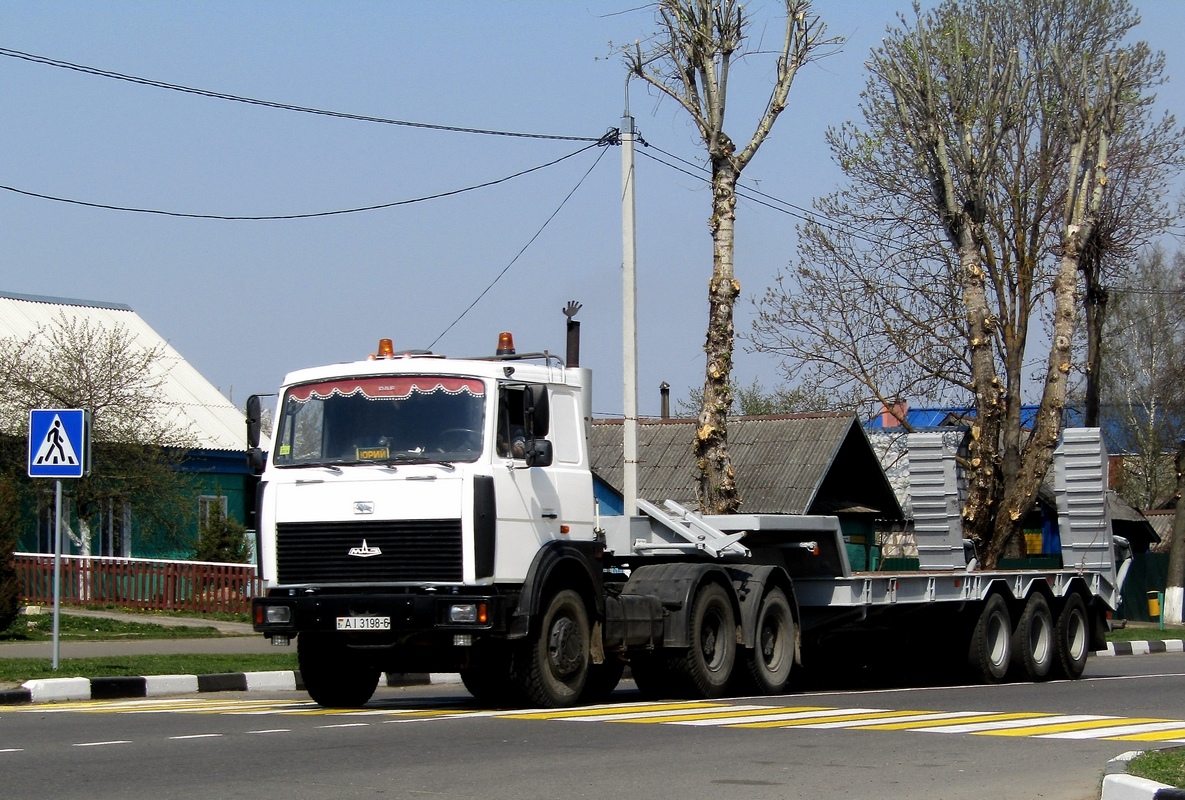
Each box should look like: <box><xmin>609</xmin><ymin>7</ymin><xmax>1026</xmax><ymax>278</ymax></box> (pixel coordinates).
<box><xmin>752</xmin><ymin>0</ymin><xmax>1176</xmax><ymax>568</ymax></box>
<box><xmin>0</xmin><ymin>313</ymin><xmax>197</xmax><ymax>556</ymax></box>
<box><xmin>627</xmin><ymin>0</ymin><xmax>837</xmax><ymax>513</ymax></box>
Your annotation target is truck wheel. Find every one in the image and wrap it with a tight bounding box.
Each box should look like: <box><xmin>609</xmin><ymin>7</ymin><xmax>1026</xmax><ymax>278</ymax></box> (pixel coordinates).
<box><xmin>297</xmin><ymin>633</ymin><xmax>381</xmax><ymax>708</ymax></box>
<box><xmin>460</xmin><ymin>639</ymin><xmax>522</xmax><ymax>707</ymax></box>
<box><xmin>745</xmin><ymin>587</ymin><xmax>795</xmax><ymax>695</ymax></box>
<box><xmin>513</xmin><ymin>589</ymin><xmax>590</xmax><ymax>708</ymax></box>
<box><xmin>628</xmin><ymin>651</ymin><xmax>671</xmax><ymax>699</ymax></box>
<box><xmin>1011</xmin><ymin>593</ymin><xmax>1054</xmax><ymax>681</ymax></box>
<box><xmin>581</xmin><ymin>658</ymin><xmax>626</xmax><ymax>703</ymax></box>
<box><xmin>670</xmin><ymin>582</ymin><xmax>736</xmax><ymax>698</ymax></box>
<box><xmin>967</xmin><ymin>594</ymin><xmax>1012</xmax><ymax>684</ymax></box>
<box><xmin>1051</xmin><ymin>593</ymin><xmax>1089</xmax><ymax>680</ymax></box>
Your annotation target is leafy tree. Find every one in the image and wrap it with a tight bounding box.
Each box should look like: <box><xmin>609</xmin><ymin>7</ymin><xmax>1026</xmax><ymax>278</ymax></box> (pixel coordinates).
<box><xmin>0</xmin><ymin>313</ymin><xmax>197</xmax><ymax>555</ymax></box>
<box><xmin>0</xmin><ymin>472</ymin><xmax>24</xmax><ymax>631</ymax></box>
<box><xmin>193</xmin><ymin>497</ymin><xmax>249</xmax><ymax>564</ymax></box>
<box><xmin>1101</xmin><ymin>245</ymin><xmax>1185</xmax><ymax>509</ymax></box>
<box><xmin>676</xmin><ymin>378</ymin><xmax>850</xmax><ymax>418</ymax></box>
<box><xmin>627</xmin><ymin>0</ymin><xmax>838</xmax><ymax>513</ymax></box>
<box><xmin>752</xmin><ymin>0</ymin><xmax>1178</xmax><ymax>568</ymax></box>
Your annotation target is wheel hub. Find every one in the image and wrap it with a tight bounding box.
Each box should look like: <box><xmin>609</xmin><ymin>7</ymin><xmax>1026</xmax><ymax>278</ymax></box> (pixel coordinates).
<box><xmin>548</xmin><ymin>616</ymin><xmax>583</xmax><ymax>677</ymax></box>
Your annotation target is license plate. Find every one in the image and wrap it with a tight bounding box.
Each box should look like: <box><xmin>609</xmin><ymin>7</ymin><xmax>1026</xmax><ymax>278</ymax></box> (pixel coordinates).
<box><xmin>336</xmin><ymin>616</ymin><xmax>391</xmax><ymax>631</ymax></box>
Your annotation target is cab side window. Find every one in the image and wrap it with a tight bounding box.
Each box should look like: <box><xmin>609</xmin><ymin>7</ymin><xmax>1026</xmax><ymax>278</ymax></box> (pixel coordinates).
<box><xmin>496</xmin><ymin>387</ymin><xmax>527</xmax><ymax>459</ymax></box>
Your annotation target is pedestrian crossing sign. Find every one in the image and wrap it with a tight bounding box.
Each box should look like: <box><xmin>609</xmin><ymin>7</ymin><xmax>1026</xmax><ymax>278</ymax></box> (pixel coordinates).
<box><xmin>28</xmin><ymin>409</ymin><xmax>91</xmax><ymax>478</ymax></box>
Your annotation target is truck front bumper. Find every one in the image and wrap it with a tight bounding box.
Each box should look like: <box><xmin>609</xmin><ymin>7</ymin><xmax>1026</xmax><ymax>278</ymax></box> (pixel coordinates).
<box><xmin>252</xmin><ymin>589</ymin><xmax>511</xmax><ymax>638</ymax></box>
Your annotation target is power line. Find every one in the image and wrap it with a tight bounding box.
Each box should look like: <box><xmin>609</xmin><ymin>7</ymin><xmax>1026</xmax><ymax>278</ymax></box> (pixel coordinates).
<box><xmin>427</xmin><ymin>143</ymin><xmax>612</xmax><ymax>350</ymax></box>
<box><xmin>0</xmin><ymin>46</ymin><xmax>603</xmax><ymax>143</ymax></box>
<box><xmin>0</xmin><ymin>137</ymin><xmax>615</xmax><ymax>220</ymax></box>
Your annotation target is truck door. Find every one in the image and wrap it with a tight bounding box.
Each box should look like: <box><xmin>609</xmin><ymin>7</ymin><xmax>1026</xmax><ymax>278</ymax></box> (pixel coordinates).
<box><xmin>492</xmin><ymin>384</ymin><xmax>562</xmax><ymax>581</ymax></box>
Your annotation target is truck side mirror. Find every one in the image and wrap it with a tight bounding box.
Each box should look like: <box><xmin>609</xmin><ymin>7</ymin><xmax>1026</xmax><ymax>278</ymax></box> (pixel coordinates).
<box><xmin>246</xmin><ymin>395</ymin><xmax>263</xmax><ymax>449</ymax></box>
<box><xmin>523</xmin><ymin>385</ymin><xmax>549</xmax><ymax>437</ymax></box>
<box><xmin>524</xmin><ymin>438</ymin><xmax>553</xmax><ymax>468</ymax></box>
<box><xmin>247</xmin><ymin>447</ymin><xmax>268</xmax><ymax>473</ymax></box>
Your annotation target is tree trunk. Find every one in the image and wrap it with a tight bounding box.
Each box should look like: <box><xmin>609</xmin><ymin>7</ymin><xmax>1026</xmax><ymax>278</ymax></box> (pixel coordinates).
<box><xmin>958</xmin><ymin>230</ymin><xmax>1005</xmax><ymax>561</ymax></box>
<box><xmin>695</xmin><ymin>152</ymin><xmax>742</xmax><ymax>514</ymax></box>
<box><xmin>1083</xmin><ymin>276</ymin><xmax>1108</xmax><ymax>427</ymax></box>
<box><xmin>1163</xmin><ymin>440</ymin><xmax>1185</xmax><ymax>624</ymax></box>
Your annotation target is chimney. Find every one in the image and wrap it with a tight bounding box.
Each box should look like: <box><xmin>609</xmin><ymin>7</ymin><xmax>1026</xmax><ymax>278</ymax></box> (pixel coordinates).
<box><xmin>660</xmin><ymin>382</ymin><xmax>670</xmax><ymax>419</ymax></box>
<box><xmin>880</xmin><ymin>398</ymin><xmax>907</xmax><ymax>428</ymax></box>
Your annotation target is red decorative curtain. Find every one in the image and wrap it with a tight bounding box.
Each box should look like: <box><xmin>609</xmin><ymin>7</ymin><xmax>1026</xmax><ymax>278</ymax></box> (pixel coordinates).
<box><xmin>286</xmin><ymin>376</ymin><xmax>485</xmax><ymax>403</ymax></box>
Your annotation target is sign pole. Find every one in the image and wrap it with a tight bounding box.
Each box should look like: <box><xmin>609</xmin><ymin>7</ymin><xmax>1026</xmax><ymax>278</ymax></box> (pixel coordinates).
<box><xmin>52</xmin><ymin>479</ymin><xmax>62</xmax><ymax>670</ymax></box>
<box><xmin>28</xmin><ymin>409</ymin><xmax>89</xmax><ymax>671</ymax></box>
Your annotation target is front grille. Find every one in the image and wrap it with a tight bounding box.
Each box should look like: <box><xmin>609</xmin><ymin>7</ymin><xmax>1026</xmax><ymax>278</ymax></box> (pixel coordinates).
<box><xmin>276</xmin><ymin>519</ymin><xmax>463</xmax><ymax>584</ymax></box>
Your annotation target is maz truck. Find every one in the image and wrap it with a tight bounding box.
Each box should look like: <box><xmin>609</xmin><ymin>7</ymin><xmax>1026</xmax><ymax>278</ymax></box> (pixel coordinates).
<box><xmin>249</xmin><ymin>316</ymin><xmax>1129</xmax><ymax>709</ymax></box>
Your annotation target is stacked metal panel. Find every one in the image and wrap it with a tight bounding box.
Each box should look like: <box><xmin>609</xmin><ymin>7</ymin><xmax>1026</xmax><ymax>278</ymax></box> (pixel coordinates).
<box><xmin>1055</xmin><ymin>428</ymin><xmax>1115</xmax><ymax>574</ymax></box>
<box><xmin>907</xmin><ymin>431</ymin><xmax>966</xmax><ymax>570</ymax></box>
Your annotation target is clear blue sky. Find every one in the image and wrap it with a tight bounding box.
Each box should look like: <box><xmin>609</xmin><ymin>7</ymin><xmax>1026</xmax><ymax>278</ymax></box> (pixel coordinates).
<box><xmin>1</xmin><ymin>2</ymin><xmax>1181</xmax><ymax>419</ymax></box>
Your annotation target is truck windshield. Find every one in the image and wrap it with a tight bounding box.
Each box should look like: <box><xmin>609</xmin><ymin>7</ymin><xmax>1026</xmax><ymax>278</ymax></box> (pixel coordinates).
<box><xmin>273</xmin><ymin>376</ymin><xmax>486</xmax><ymax>467</ymax></box>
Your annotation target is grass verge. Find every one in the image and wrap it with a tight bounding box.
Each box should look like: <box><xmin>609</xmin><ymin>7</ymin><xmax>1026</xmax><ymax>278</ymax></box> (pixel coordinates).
<box><xmin>0</xmin><ymin>653</ymin><xmax>298</xmax><ymax>684</ymax></box>
<box><xmin>1107</xmin><ymin>622</ymin><xmax>1185</xmax><ymax>643</ymax></box>
<box><xmin>1127</xmin><ymin>749</ymin><xmax>1185</xmax><ymax>788</ymax></box>
<box><xmin>1</xmin><ymin>614</ymin><xmax>223</xmax><ymax>642</ymax></box>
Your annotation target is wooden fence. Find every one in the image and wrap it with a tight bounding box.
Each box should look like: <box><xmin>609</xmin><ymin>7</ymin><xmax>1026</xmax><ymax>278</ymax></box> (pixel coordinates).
<box><xmin>15</xmin><ymin>553</ymin><xmax>262</xmax><ymax>615</ymax></box>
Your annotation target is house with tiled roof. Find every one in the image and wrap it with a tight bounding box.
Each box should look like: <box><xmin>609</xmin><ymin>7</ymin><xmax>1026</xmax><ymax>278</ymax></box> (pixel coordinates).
<box><xmin>0</xmin><ymin>290</ymin><xmax>251</xmax><ymax>558</ymax></box>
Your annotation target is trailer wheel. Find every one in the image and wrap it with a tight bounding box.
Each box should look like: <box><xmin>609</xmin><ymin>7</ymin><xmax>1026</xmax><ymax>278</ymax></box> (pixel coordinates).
<box><xmin>1011</xmin><ymin>593</ymin><xmax>1054</xmax><ymax>681</ymax></box>
<box><xmin>745</xmin><ymin>587</ymin><xmax>795</xmax><ymax>695</ymax></box>
<box><xmin>1052</xmin><ymin>593</ymin><xmax>1089</xmax><ymax>680</ymax></box>
<box><xmin>513</xmin><ymin>589</ymin><xmax>589</xmax><ymax>708</ymax></box>
<box><xmin>968</xmin><ymin>594</ymin><xmax>1012</xmax><ymax>684</ymax></box>
<box><xmin>581</xmin><ymin>658</ymin><xmax>626</xmax><ymax>703</ymax></box>
<box><xmin>670</xmin><ymin>582</ymin><xmax>736</xmax><ymax>698</ymax></box>
<box><xmin>297</xmin><ymin>633</ymin><xmax>381</xmax><ymax>708</ymax></box>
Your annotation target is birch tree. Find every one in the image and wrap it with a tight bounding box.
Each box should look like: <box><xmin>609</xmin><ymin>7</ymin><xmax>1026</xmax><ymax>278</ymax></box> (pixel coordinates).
<box><xmin>627</xmin><ymin>0</ymin><xmax>836</xmax><ymax>513</ymax></box>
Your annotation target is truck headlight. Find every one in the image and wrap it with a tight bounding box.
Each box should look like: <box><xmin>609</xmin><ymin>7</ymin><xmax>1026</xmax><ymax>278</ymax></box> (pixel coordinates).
<box><xmin>449</xmin><ymin>603</ymin><xmax>478</xmax><ymax>623</ymax></box>
<box><xmin>265</xmin><ymin>606</ymin><xmax>292</xmax><ymax>624</ymax></box>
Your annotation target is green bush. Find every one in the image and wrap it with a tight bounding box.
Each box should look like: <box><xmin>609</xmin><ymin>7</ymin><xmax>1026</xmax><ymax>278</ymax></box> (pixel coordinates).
<box><xmin>0</xmin><ymin>474</ymin><xmax>23</xmax><ymax>631</ymax></box>
<box><xmin>192</xmin><ymin>497</ymin><xmax>249</xmax><ymax>563</ymax></box>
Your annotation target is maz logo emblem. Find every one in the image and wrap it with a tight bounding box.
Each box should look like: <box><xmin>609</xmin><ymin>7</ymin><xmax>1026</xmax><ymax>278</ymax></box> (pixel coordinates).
<box><xmin>348</xmin><ymin>539</ymin><xmax>382</xmax><ymax>558</ymax></box>
<box><xmin>353</xmin><ymin>501</ymin><xmax>375</xmax><ymax>515</ymax></box>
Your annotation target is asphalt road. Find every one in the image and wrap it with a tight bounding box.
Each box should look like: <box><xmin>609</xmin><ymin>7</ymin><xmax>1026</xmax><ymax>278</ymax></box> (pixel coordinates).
<box><xmin>2</xmin><ymin>652</ymin><xmax>1182</xmax><ymax>800</ymax></box>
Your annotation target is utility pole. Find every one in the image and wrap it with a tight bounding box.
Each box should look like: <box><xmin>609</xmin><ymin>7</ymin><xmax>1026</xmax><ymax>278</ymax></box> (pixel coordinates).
<box><xmin>1163</xmin><ymin>440</ymin><xmax>1185</xmax><ymax>624</ymax></box>
<box><xmin>621</xmin><ymin>111</ymin><xmax>639</xmax><ymax>517</ymax></box>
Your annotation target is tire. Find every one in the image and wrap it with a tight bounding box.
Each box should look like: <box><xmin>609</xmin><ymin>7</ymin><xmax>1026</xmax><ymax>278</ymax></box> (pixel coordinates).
<box><xmin>669</xmin><ymin>582</ymin><xmax>737</xmax><ymax>698</ymax></box>
<box><xmin>512</xmin><ymin>589</ymin><xmax>590</xmax><ymax>708</ymax></box>
<box><xmin>581</xmin><ymin>658</ymin><xmax>626</xmax><ymax>704</ymax></box>
<box><xmin>1010</xmin><ymin>593</ymin><xmax>1054</xmax><ymax>681</ymax></box>
<box><xmin>968</xmin><ymin>594</ymin><xmax>1012</xmax><ymax>684</ymax></box>
<box><xmin>628</xmin><ymin>651</ymin><xmax>672</xmax><ymax>699</ymax></box>
<box><xmin>1052</xmin><ymin>593</ymin><xmax>1090</xmax><ymax>680</ymax></box>
<box><xmin>460</xmin><ymin>639</ymin><xmax>521</xmax><ymax>706</ymax></box>
<box><xmin>744</xmin><ymin>587</ymin><xmax>795</xmax><ymax>695</ymax></box>
<box><xmin>297</xmin><ymin>633</ymin><xmax>381</xmax><ymax>708</ymax></box>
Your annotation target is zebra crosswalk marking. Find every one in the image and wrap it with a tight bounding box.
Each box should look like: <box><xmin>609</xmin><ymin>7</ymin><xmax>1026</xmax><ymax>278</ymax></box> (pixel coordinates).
<box><xmin>850</xmin><ymin>711</ymin><xmax>1053</xmax><ymax>731</ymax></box>
<box><xmin>975</xmin><ymin>715</ymin><xmax>1137</xmax><ymax>737</ymax></box>
<box><xmin>914</xmin><ymin>714</ymin><xmax>1096</xmax><ymax>734</ymax></box>
<box><xmin>500</xmin><ymin>701</ymin><xmax>723</xmax><ymax>721</ymax></box>
<box><xmin>602</xmin><ymin>705</ymin><xmax>818</xmax><ymax>725</ymax></box>
<box><xmin>730</xmin><ymin>708</ymin><xmax>942</xmax><ymax>730</ymax></box>
<box><xmin>1106</xmin><ymin>727</ymin><xmax>1185</xmax><ymax>742</ymax></box>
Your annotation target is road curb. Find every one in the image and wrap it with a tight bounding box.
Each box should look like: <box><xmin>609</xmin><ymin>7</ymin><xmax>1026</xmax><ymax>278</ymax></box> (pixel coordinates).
<box><xmin>1100</xmin><ymin>751</ymin><xmax>1185</xmax><ymax>800</ymax></box>
<box><xmin>1095</xmin><ymin>640</ymin><xmax>1185</xmax><ymax>657</ymax></box>
<box><xmin>0</xmin><ymin>670</ymin><xmax>437</xmax><ymax>706</ymax></box>
<box><xmin>0</xmin><ymin>637</ymin><xmax>1177</xmax><ymax>707</ymax></box>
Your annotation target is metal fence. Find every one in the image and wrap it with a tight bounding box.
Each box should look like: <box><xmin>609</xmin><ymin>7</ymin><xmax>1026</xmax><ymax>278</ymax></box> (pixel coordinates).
<box><xmin>15</xmin><ymin>553</ymin><xmax>262</xmax><ymax>615</ymax></box>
